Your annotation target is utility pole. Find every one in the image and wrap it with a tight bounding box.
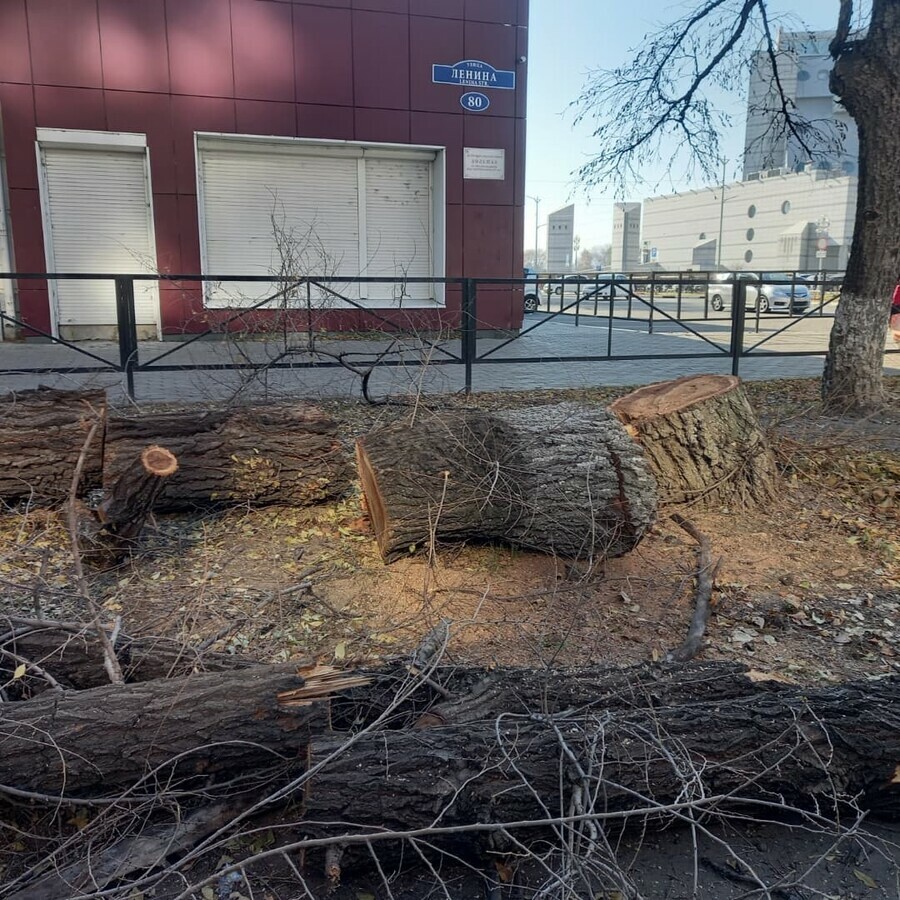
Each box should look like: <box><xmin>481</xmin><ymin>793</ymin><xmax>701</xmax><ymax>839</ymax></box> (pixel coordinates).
<box><xmin>716</xmin><ymin>159</ymin><xmax>727</xmax><ymax>270</ymax></box>
<box><xmin>526</xmin><ymin>195</ymin><xmax>541</xmax><ymax>270</ymax></box>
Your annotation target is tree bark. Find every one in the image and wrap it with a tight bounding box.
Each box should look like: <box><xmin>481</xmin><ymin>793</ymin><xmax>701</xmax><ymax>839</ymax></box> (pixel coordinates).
<box><xmin>356</xmin><ymin>404</ymin><xmax>658</xmax><ymax>561</ymax></box>
<box><xmin>104</xmin><ymin>404</ymin><xmax>350</xmax><ymax>509</ymax></box>
<box><xmin>0</xmin><ymin>624</ymin><xmax>251</xmax><ymax>694</ymax></box>
<box><xmin>95</xmin><ymin>445</ymin><xmax>178</xmax><ymax>542</ymax></box>
<box><xmin>409</xmin><ymin>660</ymin><xmax>789</xmax><ymax>728</ymax></box>
<box><xmin>0</xmin><ymin>659</ymin><xmax>790</xmax><ymax>797</ymax></box>
<box><xmin>0</xmin><ymin>388</ymin><xmax>106</xmax><ymax>501</ymax></box>
<box><xmin>824</xmin><ymin>2</ymin><xmax>900</xmax><ymax>412</ymax></box>
<box><xmin>0</xmin><ymin>663</ymin><xmax>361</xmax><ymax>795</ymax></box>
<box><xmin>609</xmin><ymin>375</ymin><xmax>778</xmax><ymax>507</ymax></box>
<box><xmin>306</xmin><ymin>675</ymin><xmax>900</xmax><ymax>839</ymax></box>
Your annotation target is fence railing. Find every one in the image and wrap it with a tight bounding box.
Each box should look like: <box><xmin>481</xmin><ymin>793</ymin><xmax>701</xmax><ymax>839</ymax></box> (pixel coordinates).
<box><xmin>0</xmin><ymin>270</ymin><xmax>894</xmax><ymax>401</ymax></box>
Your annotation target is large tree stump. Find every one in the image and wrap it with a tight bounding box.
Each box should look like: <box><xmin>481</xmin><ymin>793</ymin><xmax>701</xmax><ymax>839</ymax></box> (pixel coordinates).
<box><xmin>0</xmin><ymin>388</ymin><xmax>106</xmax><ymax>501</ymax></box>
<box><xmin>356</xmin><ymin>404</ymin><xmax>658</xmax><ymax>561</ymax></box>
<box><xmin>610</xmin><ymin>374</ymin><xmax>778</xmax><ymax>507</ymax></box>
<box><xmin>104</xmin><ymin>404</ymin><xmax>350</xmax><ymax>509</ymax></box>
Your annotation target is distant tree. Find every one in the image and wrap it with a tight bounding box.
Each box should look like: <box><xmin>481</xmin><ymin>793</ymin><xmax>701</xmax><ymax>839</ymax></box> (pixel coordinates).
<box><xmin>590</xmin><ymin>243</ymin><xmax>613</xmax><ymax>270</ymax></box>
<box><xmin>573</xmin><ymin>0</ymin><xmax>899</xmax><ymax>413</ymax></box>
<box><xmin>524</xmin><ymin>248</ymin><xmax>547</xmax><ymax>271</ymax></box>
<box><xmin>578</xmin><ymin>248</ymin><xmax>595</xmax><ymax>270</ymax></box>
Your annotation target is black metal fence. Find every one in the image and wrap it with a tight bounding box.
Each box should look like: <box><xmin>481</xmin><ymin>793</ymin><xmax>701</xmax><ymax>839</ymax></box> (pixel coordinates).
<box><xmin>0</xmin><ymin>270</ymin><xmax>895</xmax><ymax>400</ymax></box>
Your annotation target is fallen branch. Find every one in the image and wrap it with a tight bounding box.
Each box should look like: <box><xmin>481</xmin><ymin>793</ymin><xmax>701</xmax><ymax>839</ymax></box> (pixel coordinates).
<box><xmin>666</xmin><ymin>513</ymin><xmax>722</xmax><ymax>663</ymax></box>
<box><xmin>65</xmin><ymin>420</ymin><xmax>123</xmax><ymax>685</ymax></box>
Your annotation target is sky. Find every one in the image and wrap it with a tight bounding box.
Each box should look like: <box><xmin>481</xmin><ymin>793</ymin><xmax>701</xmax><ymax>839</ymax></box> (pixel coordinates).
<box><xmin>524</xmin><ymin>0</ymin><xmax>846</xmax><ymax>253</ymax></box>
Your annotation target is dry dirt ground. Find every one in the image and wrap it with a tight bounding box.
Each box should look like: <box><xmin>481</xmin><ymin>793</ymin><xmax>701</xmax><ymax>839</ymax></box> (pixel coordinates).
<box><xmin>2</xmin><ymin>377</ymin><xmax>897</xmax><ymax>686</ymax></box>
<box><xmin>1</xmin><ymin>375</ymin><xmax>899</xmax><ymax>899</ymax></box>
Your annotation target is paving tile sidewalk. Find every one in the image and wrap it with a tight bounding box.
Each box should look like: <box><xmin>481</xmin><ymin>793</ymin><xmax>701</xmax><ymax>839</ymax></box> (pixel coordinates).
<box><xmin>1</xmin><ymin>313</ymin><xmax>897</xmax><ymax>406</ymax></box>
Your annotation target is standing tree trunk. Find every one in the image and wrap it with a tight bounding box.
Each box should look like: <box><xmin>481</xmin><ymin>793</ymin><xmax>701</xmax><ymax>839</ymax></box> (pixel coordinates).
<box><xmin>823</xmin><ymin>3</ymin><xmax>900</xmax><ymax>412</ymax></box>
<box><xmin>609</xmin><ymin>375</ymin><xmax>778</xmax><ymax>507</ymax></box>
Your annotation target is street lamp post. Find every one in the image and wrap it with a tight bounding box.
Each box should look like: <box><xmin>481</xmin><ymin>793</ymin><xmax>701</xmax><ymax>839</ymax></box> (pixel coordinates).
<box><xmin>526</xmin><ymin>195</ymin><xmax>541</xmax><ymax>270</ymax></box>
<box><xmin>816</xmin><ymin>215</ymin><xmax>831</xmax><ymax>276</ymax></box>
<box><xmin>716</xmin><ymin>159</ymin><xmax>727</xmax><ymax>269</ymax></box>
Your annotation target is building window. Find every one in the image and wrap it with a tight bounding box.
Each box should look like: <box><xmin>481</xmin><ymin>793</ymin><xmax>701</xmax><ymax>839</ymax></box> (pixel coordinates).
<box><xmin>195</xmin><ymin>135</ymin><xmax>445</xmax><ymax>308</ymax></box>
<box><xmin>746</xmin><ymin>228</ymin><xmax>755</xmax><ymax>241</ymax></box>
<box><xmin>698</xmin><ymin>232</ymin><xmax>706</xmax><ymax>240</ymax></box>
<box><xmin>747</xmin><ymin>204</ymin><xmax>757</xmax><ymax>218</ymax></box>
<box><xmin>744</xmin><ymin>250</ymin><xmax>753</xmax><ymax>263</ymax></box>
<box><xmin>797</xmin><ymin>69</ymin><xmax>811</xmax><ymax>81</ymax></box>
<box><xmin>781</xmin><ymin>200</ymin><xmax>791</xmax><ymax>214</ymax></box>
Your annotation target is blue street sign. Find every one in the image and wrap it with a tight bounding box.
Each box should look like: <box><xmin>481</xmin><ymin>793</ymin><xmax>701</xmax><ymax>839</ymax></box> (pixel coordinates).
<box><xmin>432</xmin><ymin>59</ymin><xmax>515</xmax><ymax>91</ymax></box>
<box><xmin>460</xmin><ymin>91</ymin><xmax>491</xmax><ymax>112</ymax></box>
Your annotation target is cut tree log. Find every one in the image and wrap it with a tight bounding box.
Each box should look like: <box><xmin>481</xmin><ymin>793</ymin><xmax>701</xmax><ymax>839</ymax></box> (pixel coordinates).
<box><xmin>609</xmin><ymin>374</ymin><xmax>778</xmax><ymax>507</ymax></box>
<box><xmin>356</xmin><ymin>404</ymin><xmax>658</xmax><ymax>561</ymax></box>
<box><xmin>0</xmin><ymin>388</ymin><xmax>107</xmax><ymax>501</ymax></box>
<box><xmin>0</xmin><ymin>663</ymin><xmax>366</xmax><ymax>795</ymax></box>
<box><xmin>306</xmin><ymin>674</ymin><xmax>900</xmax><ymax>839</ymax></box>
<box><xmin>74</xmin><ymin>445</ymin><xmax>180</xmax><ymax>560</ymax></box>
<box><xmin>0</xmin><ymin>622</ymin><xmax>251</xmax><ymax>694</ymax></box>
<box><xmin>95</xmin><ymin>445</ymin><xmax>178</xmax><ymax>542</ymax></box>
<box><xmin>0</xmin><ymin>659</ymin><xmax>802</xmax><ymax>799</ymax></box>
<box><xmin>104</xmin><ymin>404</ymin><xmax>350</xmax><ymax>509</ymax></box>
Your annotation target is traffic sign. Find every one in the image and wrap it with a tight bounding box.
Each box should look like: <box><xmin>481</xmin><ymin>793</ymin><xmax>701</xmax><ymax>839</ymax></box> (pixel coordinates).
<box><xmin>815</xmin><ymin>250</ymin><xmax>827</xmax><ymax>258</ymax></box>
<box><xmin>817</xmin><ymin>237</ymin><xmax>829</xmax><ymax>250</ymax></box>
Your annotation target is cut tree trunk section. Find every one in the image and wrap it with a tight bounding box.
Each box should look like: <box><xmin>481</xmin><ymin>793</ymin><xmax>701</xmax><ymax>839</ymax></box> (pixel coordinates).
<box><xmin>104</xmin><ymin>404</ymin><xmax>351</xmax><ymax>509</ymax></box>
<box><xmin>95</xmin><ymin>445</ymin><xmax>178</xmax><ymax>541</ymax></box>
<box><xmin>0</xmin><ymin>622</ymin><xmax>251</xmax><ymax>694</ymax></box>
<box><xmin>610</xmin><ymin>374</ymin><xmax>778</xmax><ymax>507</ymax></box>
<box><xmin>0</xmin><ymin>388</ymin><xmax>107</xmax><ymax>501</ymax></box>
<box><xmin>0</xmin><ymin>663</ymin><xmax>365</xmax><ymax>795</ymax></box>
<box><xmin>0</xmin><ymin>659</ymin><xmax>789</xmax><ymax>797</ymax></box>
<box><xmin>306</xmin><ymin>674</ymin><xmax>900</xmax><ymax>839</ymax></box>
<box><xmin>356</xmin><ymin>404</ymin><xmax>658</xmax><ymax>561</ymax></box>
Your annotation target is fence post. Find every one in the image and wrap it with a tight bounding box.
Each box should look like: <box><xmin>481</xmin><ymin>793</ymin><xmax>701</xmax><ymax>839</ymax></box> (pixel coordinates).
<box><xmin>730</xmin><ymin>278</ymin><xmax>746</xmax><ymax>377</ymax></box>
<box><xmin>115</xmin><ymin>276</ymin><xmax>139</xmax><ymax>400</ymax></box>
<box><xmin>461</xmin><ymin>278</ymin><xmax>477</xmax><ymax>395</ymax></box>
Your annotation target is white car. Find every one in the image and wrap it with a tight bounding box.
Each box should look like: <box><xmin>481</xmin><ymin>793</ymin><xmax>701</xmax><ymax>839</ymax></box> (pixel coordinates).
<box><xmin>708</xmin><ymin>272</ymin><xmax>811</xmax><ymax>314</ymax></box>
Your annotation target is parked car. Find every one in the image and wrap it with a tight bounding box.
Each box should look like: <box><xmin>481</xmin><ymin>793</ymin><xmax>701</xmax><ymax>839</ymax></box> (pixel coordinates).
<box><xmin>707</xmin><ymin>272</ymin><xmax>811</xmax><ymax>313</ymax></box>
<box><xmin>523</xmin><ymin>267</ymin><xmax>540</xmax><ymax>313</ymax></box>
<box><xmin>557</xmin><ymin>273</ymin><xmax>634</xmax><ymax>300</ymax></box>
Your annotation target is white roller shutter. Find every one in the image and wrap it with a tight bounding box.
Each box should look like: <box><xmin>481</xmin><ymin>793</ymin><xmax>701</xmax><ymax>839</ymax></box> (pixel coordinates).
<box><xmin>39</xmin><ymin>146</ymin><xmax>158</xmax><ymax>328</ymax></box>
<box><xmin>197</xmin><ymin>137</ymin><xmax>439</xmax><ymax>308</ymax></box>
<box><xmin>198</xmin><ymin>145</ymin><xmax>361</xmax><ymax>306</ymax></box>
<box><xmin>364</xmin><ymin>157</ymin><xmax>433</xmax><ymax>302</ymax></box>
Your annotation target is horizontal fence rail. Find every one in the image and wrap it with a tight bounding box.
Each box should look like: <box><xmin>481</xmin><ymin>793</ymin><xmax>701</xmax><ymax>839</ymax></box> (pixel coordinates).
<box><xmin>0</xmin><ymin>270</ymin><xmax>895</xmax><ymax>401</ymax></box>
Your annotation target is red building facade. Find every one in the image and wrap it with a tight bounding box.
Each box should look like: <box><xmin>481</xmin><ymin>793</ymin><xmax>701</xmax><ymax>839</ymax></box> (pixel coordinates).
<box><xmin>0</xmin><ymin>0</ymin><xmax>527</xmax><ymax>339</ymax></box>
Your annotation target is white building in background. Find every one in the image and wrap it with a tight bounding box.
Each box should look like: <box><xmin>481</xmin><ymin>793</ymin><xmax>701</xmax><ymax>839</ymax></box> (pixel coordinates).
<box><xmin>744</xmin><ymin>31</ymin><xmax>858</xmax><ymax>179</ymax></box>
<box><xmin>547</xmin><ymin>204</ymin><xmax>575</xmax><ymax>272</ymax></box>
<box><xmin>611</xmin><ymin>202</ymin><xmax>642</xmax><ymax>271</ymax></box>
<box><xmin>611</xmin><ymin>29</ymin><xmax>859</xmax><ymax>274</ymax></box>
<box><xmin>640</xmin><ymin>168</ymin><xmax>855</xmax><ymax>272</ymax></box>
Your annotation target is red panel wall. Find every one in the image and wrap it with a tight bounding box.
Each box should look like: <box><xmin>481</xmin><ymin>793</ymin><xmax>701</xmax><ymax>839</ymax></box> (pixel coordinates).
<box><xmin>0</xmin><ymin>0</ymin><xmax>527</xmax><ymax>335</ymax></box>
